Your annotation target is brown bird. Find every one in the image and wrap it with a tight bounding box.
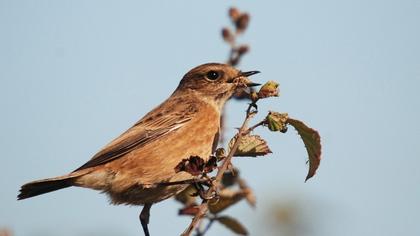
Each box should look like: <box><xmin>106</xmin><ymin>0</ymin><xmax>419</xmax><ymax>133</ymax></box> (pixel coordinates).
<box><xmin>18</xmin><ymin>63</ymin><xmax>260</xmax><ymax>235</ymax></box>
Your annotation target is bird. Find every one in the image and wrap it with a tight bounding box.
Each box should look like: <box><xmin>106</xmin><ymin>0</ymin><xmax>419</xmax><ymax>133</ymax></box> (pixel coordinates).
<box><xmin>18</xmin><ymin>63</ymin><xmax>260</xmax><ymax>236</ymax></box>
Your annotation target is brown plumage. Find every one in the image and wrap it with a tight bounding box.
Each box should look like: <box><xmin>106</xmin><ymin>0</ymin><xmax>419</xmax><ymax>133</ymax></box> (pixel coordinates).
<box><xmin>18</xmin><ymin>63</ymin><xmax>260</xmax><ymax>235</ymax></box>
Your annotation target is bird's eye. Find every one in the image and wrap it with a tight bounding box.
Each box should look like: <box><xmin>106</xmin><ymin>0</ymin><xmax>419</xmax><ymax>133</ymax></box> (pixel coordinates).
<box><xmin>206</xmin><ymin>71</ymin><xmax>220</xmax><ymax>81</ymax></box>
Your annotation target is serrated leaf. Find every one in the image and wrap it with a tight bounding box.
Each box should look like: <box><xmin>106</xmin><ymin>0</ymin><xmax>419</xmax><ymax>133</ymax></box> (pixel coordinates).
<box><xmin>216</xmin><ymin>216</ymin><xmax>249</xmax><ymax>235</ymax></box>
<box><xmin>229</xmin><ymin>135</ymin><xmax>272</xmax><ymax>157</ymax></box>
<box><xmin>208</xmin><ymin>189</ymin><xmax>244</xmax><ymax>214</ymax></box>
<box><xmin>266</xmin><ymin>111</ymin><xmax>288</xmax><ymax>132</ymax></box>
<box><xmin>287</xmin><ymin>118</ymin><xmax>322</xmax><ymax>181</ymax></box>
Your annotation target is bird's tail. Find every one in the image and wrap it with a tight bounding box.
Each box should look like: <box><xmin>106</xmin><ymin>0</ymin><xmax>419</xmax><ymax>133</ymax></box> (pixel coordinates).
<box><xmin>18</xmin><ymin>175</ymin><xmax>77</xmax><ymax>200</ymax></box>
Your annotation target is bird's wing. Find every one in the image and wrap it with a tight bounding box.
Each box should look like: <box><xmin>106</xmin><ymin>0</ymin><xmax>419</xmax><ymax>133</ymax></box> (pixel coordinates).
<box><xmin>73</xmin><ymin>101</ymin><xmax>198</xmax><ymax>171</ymax></box>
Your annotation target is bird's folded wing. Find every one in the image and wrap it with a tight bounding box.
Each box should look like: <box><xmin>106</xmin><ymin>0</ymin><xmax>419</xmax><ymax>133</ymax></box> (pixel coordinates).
<box><xmin>73</xmin><ymin>105</ymin><xmax>196</xmax><ymax>172</ymax></box>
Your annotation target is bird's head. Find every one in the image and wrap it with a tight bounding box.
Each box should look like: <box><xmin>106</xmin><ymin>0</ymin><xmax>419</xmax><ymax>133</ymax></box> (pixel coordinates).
<box><xmin>176</xmin><ymin>63</ymin><xmax>260</xmax><ymax>106</ymax></box>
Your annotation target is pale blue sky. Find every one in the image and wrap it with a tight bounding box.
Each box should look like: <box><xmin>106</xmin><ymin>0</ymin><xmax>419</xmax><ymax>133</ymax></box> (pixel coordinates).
<box><xmin>1</xmin><ymin>1</ymin><xmax>419</xmax><ymax>236</ymax></box>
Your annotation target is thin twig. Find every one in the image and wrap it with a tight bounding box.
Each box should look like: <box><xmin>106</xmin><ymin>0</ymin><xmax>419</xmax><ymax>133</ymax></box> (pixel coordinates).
<box><xmin>244</xmin><ymin>120</ymin><xmax>266</xmax><ymax>135</ymax></box>
<box><xmin>180</xmin><ymin>103</ymin><xmax>255</xmax><ymax>236</ymax></box>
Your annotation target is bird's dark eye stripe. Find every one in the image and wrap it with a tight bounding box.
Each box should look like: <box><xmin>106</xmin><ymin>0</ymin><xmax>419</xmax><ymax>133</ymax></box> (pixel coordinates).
<box><xmin>206</xmin><ymin>71</ymin><xmax>220</xmax><ymax>80</ymax></box>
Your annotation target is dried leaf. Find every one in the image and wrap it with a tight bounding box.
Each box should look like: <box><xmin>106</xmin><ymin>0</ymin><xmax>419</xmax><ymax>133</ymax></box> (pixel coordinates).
<box><xmin>287</xmin><ymin>118</ymin><xmax>322</xmax><ymax>181</ymax></box>
<box><xmin>174</xmin><ymin>155</ymin><xmax>217</xmax><ymax>176</ymax></box>
<box><xmin>175</xmin><ymin>156</ymin><xmax>204</xmax><ymax>176</ymax></box>
<box><xmin>204</xmin><ymin>155</ymin><xmax>218</xmax><ymax>173</ymax></box>
<box><xmin>178</xmin><ymin>204</ymin><xmax>199</xmax><ymax>216</ymax></box>
<box><xmin>208</xmin><ymin>189</ymin><xmax>244</xmax><ymax>214</ymax></box>
<box><xmin>258</xmin><ymin>80</ymin><xmax>279</xmax><ymax>99</ymax></box>
<box><xmin>229</xmin><ymin>135</ymin><xmax>272</xmax><ymax>157</ymax></box>
<box><xmin>266</xmin><ymin>111</ymin><xmax>288</xmax><ymax>132</ymax></box>
<box><xmin>215</xmin><ymin>148</ymin><xmax>226</xmax><ymax>161</ymax></box>
<box><xmin>216</xmin><ymin>216</ymin><xmax>249</xmax><ymax>235</ymax></box>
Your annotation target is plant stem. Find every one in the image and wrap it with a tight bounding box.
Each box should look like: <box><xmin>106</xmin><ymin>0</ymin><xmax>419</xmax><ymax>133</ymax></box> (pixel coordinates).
<box><xmin>180</xmin><ymin>103</ymin><xmax>255</xmax><ymax>236</ymax></box>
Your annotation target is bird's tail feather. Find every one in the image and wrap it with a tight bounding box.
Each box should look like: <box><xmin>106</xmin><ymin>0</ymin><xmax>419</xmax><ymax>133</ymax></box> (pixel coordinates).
<box><xmin>18</xmin><ymin>175</ymin><xmax>77</xmax><ymax>200</ymax></box>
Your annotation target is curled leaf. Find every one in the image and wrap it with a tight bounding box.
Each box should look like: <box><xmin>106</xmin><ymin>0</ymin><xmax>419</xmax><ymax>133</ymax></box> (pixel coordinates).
<box><xmin>178</xmin><ymin>204</ymin><xmax>199</xmax><ymax>216</ymax></box>
<box><xmin>287</xmin><ymin>118</ymin><xmax>322</xmax><ymax>181</ymax></box>
<box><xmin>229</xmin><ymin>135</ymin><xmax>272</xmax><ymax>157</ymax></box>
<box><xmin>215</xmin><ymin>148</ymin><xmax>227</xmax><ymax>161</ymax></box>
<box><xmin>204</xmin><ymin>155</ymin><xmax>218</xmax><ymax>173</ymax></box>
<box><xmin>258</xmin><ymin>80</ymin><xmax>279</xmax><ymax>99</ymax></box>
<box><xmin>216</xmin><ymin>216</ymin><xmax>249</xmax><ymax>235</ymax></box>
<box><xmin>174</xmin><ymin>155</ymin><xmax>217</xmax><ymax>176</ymax></box>
<box><xmin>266</xmin><ymin>111</ymin><xmax>289</xmax><ymax>132</ymax></box>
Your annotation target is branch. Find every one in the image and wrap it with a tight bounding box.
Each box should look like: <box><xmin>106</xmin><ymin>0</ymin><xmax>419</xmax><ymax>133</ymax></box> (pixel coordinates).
<box><xmin>181</xmin><ymin>103</ymin><xmax>256</xmax><ymax>236</ymax></box>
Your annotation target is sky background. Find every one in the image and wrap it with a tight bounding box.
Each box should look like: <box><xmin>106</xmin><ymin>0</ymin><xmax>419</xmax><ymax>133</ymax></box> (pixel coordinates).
<box><xmin>1</xmin><ymin>1</ymin><xmax>419</xmax><ymax>236</ymax></box>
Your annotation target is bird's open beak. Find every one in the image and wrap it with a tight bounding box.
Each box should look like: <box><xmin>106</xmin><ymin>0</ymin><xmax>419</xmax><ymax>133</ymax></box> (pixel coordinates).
<box><xmin>239</xmin><ymin>70</ymin><xmax>261</xmax><ymax>87</ymax></box>
<box><xmin>240</xmin><ymin>70</ymin><xmax>260</xmax><ymax>77</ymax></box>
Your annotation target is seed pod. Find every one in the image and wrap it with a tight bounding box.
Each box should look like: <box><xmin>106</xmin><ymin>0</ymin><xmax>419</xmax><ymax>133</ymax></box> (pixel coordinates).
<box><xmin>237</xmin><ymin>45</ymin><xmax>249</xmax><ymax>55</ymax></box>
<box><xmin>235</xmin><ymin>13</ymin><xmax>250</xmax><ymax>33</ymax></box>
<box><xmin>229</xmin><ymin>7</ymin><xmax>240</xmax><ymax>22</ymax></box>
<box><xmin>222</xmin><ymin>28</ymin><xmax>233</xmax><ymax>43</ymax></box>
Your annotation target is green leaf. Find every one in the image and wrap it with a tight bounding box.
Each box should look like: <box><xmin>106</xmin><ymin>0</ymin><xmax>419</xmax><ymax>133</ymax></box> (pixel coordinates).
<box><xmin>228</xmin><ymin>134</ymin><xmax>272</xmax><ymax>157</ymax></box>
<box><xmin>287</xmin><ymin>118</ymin><xmax>322</xmax><ymax>181</ymax></box>
<box><xmin>216</xmin><ymin>216</ymin><xmax>249</xmax><ymax>235</ymax></box>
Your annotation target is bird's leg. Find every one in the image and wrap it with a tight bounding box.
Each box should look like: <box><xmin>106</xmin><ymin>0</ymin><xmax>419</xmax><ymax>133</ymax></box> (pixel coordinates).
<box><xmin>193</xmin><ymin>182</ymin><xmax>210</xmax><ymax>200</ymax></box>
<box><xmin>139</xmin><ymin>203</ymin><xmax>152</xmax><ymax>236</ymax></box>
<box><xmin>193</xmin><ymin>176</ymin><xmax>218</xmax><ymax>200</ymax></box>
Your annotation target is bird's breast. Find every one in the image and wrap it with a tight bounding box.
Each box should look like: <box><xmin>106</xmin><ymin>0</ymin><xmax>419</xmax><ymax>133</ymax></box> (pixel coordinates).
<box><xmin>107</xmin><ymin>103</ymin><xmax>220</xmax><ymax>191</ymax></box>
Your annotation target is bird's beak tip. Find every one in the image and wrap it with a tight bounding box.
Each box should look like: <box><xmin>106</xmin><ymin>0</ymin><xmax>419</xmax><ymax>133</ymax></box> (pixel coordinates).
<box><xmin>240</xmin><ymin>70</ymin><xmax>261</xmax><ymax>77</ymax></box>
<box><xmin>239</xmin><ymin>70</ymin><xmax>261</xmax><ymax>87</ymax></box>
<box><xmin>247</xmin><ymin>82</ymin><xmax>261</xmax><ymax>87</ymax></box>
